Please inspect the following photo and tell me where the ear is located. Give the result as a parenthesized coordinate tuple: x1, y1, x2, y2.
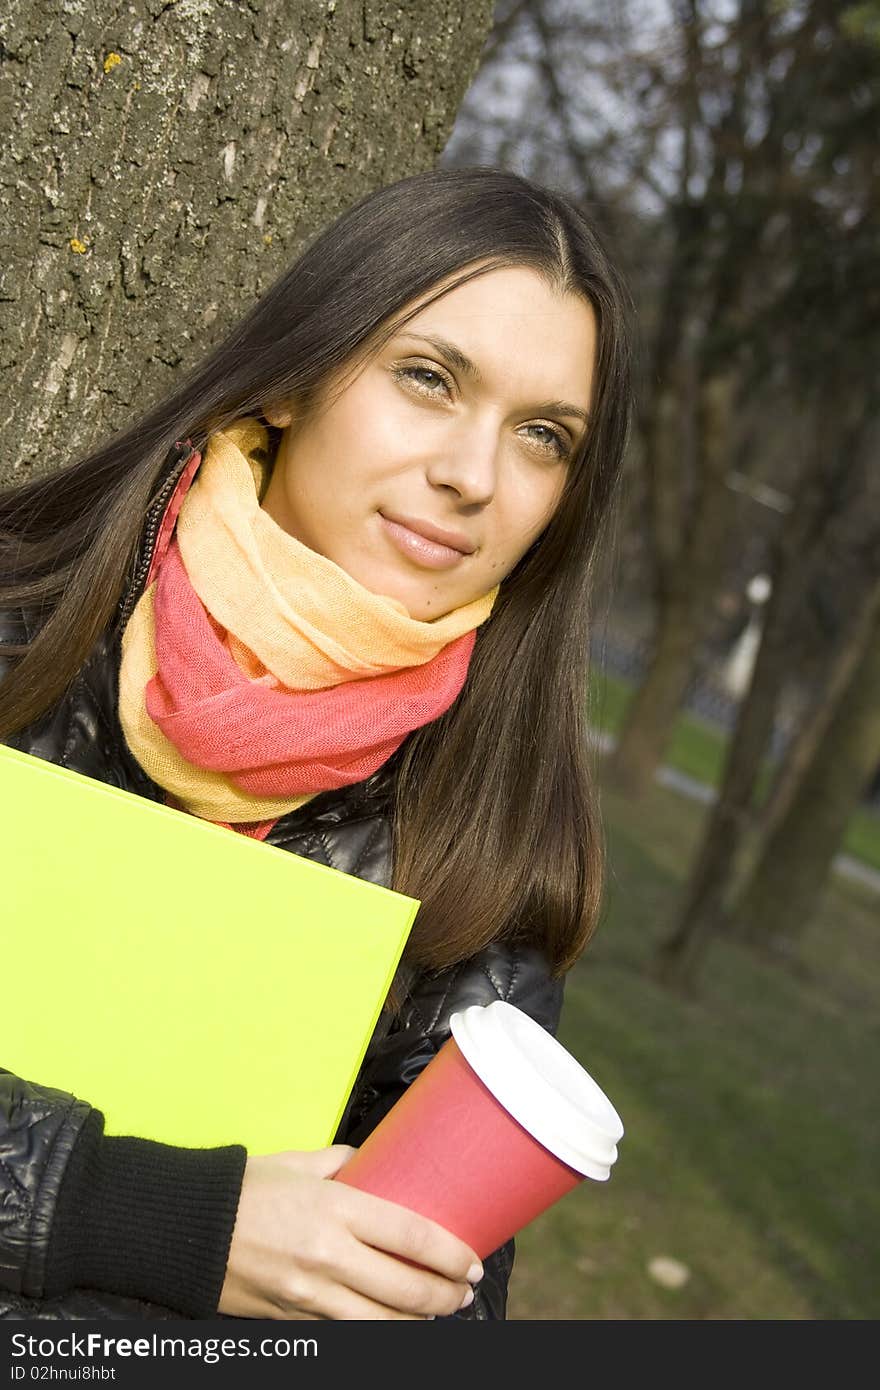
(262, 400, 294, 428)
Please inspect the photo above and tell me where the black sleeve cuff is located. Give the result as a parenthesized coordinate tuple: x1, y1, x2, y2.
(44, 1109, 248, 1317)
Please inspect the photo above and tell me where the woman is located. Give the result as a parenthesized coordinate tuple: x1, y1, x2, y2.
(0, 166, 633, 1321)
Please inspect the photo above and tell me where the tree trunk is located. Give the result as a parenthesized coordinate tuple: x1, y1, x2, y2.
(655, 425, 834, 991)
(606, 2, 774, 802)
(0, 0, 493, 483)
(602, 594, 701, 798)
(733, 587, 880, 950)
(606, 369, 737, 798)
(654, 591, 789, 989)
(731, 571, 880, 897)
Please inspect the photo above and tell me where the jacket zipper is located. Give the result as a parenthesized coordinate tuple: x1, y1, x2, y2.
(116, 445, 194, 629)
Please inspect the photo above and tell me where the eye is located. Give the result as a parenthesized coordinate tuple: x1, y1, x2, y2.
(392, 364, 453, 398)
(521, 423, 571, 460)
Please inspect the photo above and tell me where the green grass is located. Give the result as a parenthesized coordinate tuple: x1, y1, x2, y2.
(587, 669, 880, 874)
(508, 772, 880, 1320)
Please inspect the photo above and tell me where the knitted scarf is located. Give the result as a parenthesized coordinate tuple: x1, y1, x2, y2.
(117, 419, 498, 836)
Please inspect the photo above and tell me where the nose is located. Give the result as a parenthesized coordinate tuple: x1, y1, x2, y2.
(424, 415, 500, 506)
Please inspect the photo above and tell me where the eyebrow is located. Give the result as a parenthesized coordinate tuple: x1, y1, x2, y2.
(394, 332, 590, 426)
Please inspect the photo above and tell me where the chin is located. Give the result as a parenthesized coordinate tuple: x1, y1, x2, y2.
(386, 589, 443, 622)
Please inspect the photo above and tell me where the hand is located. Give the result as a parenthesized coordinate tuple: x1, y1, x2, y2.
(217, 1145, 483, 1320)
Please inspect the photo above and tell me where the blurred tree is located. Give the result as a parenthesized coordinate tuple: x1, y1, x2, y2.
(733, 578, 880, 950)
(0, 0, 494, 484)
(606, 0, 880, 797)
(656, 398, 879, 987)
(735, 447, 880, 884)
(655, 0, 880, 988)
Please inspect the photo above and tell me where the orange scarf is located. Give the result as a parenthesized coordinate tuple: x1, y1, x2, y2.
(118, 419, 498, 829)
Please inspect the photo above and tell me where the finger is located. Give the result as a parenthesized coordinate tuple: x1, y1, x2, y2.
(287, 1275, 429, 1321)
(330, 1240, 472, 1319)
(343, 1191, 482, 1283)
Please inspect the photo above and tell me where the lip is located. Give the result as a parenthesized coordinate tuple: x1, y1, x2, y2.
(379, 513, 474, 570)
(380, 512, 475, 554)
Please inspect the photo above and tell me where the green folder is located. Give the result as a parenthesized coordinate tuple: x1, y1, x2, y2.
(1, 742, 419, 1153)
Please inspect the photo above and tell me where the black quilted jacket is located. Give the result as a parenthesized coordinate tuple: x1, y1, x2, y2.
(0, 443, 564, 1321)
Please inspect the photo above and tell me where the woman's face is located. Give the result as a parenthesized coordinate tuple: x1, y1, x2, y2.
(261, 265, 597, 621)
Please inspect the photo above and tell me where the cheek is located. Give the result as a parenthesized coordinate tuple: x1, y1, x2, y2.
(540, 473, 568, 532)
(334, 380, 407, 459)
(516, 475, 567, 546)
(497, 483, 565, 568)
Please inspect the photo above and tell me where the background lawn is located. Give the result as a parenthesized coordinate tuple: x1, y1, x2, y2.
(507, 753, 880, 1320)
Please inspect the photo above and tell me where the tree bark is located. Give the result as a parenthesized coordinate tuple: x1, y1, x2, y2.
(733, 592, 880, 950)
(0, 0, 493, 483)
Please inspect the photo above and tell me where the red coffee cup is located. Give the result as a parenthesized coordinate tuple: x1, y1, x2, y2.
(335, 1000, 624, 1258)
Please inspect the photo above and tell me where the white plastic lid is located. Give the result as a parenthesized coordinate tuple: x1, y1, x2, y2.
(449, 1000, 624, 1182)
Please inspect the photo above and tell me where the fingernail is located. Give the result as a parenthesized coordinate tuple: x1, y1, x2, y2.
(467, 1262, 483, 1283)
(459, 1286, 475, 1309)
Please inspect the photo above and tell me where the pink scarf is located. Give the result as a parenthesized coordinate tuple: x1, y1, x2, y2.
(118, 419, 499, 837)
(146, 535, 478, 798)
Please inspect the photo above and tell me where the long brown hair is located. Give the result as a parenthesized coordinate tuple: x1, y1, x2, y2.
(0, 166, 633, 989)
